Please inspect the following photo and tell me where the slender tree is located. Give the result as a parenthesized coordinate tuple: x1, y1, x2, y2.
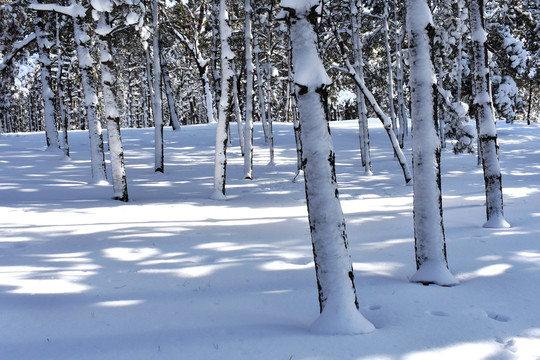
(96, 9, 129, 201)
(35, 8, 60, 151)
(407, 0, 458, 286)
(210, 0, 233, 200)
(243, 0, 255, 180)
(282, 0, 375, 334)
(468, 0, 510, 228)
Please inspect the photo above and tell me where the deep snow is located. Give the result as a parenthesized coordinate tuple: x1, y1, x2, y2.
(1, 119, 539, 359)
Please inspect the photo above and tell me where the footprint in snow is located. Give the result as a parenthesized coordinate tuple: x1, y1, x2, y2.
(487, 312, 510, 322)
(429, 310, 449, 317)
(368, 305, 381, 311)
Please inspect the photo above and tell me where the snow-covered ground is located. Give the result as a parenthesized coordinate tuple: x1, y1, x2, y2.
(1, 119, 539, 360)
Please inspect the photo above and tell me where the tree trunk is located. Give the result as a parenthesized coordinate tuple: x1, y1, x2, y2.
(232, 60, 245, 156)
(35, 9, 60, 151)
(350, 0, 372, 175)
(161, 52, 180, 131)
(211, 0, 233, 200)
(468, 0, 510, 228)
(407, 0, 457, 286)
(97, 12, 129, 202)
(151, 0, 164, 173)
(254, 33, 269, 142)
(283, 0, 374, 335)
(73, 1, 107, 181)
(243, 0, 255, 180)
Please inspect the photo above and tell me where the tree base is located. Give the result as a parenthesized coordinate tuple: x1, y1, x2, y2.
(483, 216, 511, 229)
(310, 298, 375, 335)
(210, 190, 228, 201)
(410, 260, 459, 287)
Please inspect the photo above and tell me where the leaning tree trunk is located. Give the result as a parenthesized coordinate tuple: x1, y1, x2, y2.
(73, 1, 107, 181)
(468, 0, 510, 228)
(35, 9, 60, 151)
(97, 12, 129, 202)
(282, 0, 375, 335)
(211, 0, 233, 200)
(161, 52, 180, 131)
(407, 0, 457, 286)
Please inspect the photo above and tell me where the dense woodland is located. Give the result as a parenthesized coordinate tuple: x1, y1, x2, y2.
(1, 1, 538, 136)
(0, 0, 539, 333)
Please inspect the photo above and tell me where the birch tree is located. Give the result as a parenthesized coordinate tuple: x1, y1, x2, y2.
(407, 0, 458, 286)
(468, 0, 510, 228)
(150, 0, 164, 173)
(35, 8, 60, 151)
(282, 0, 375, 335)
(243, 0, 255, 179)
(210, 0, 233, 200)
(71, 0, 107, 182)
(350, 0, 372, 175)
(95, 7, 129, 201)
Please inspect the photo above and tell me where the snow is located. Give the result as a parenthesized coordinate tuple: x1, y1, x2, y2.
(1, 119, 540, 359)
(90, 0, 113, 12)
(125, 12, 140, 25)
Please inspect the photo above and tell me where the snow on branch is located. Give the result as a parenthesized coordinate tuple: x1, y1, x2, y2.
(29, 3, 87, 18)
(0, 33, 37, 72)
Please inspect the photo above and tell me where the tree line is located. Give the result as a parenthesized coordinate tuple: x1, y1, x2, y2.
(0, 0, 539, 334)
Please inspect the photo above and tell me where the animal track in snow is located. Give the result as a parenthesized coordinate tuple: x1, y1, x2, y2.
(487, 312, 510, 322)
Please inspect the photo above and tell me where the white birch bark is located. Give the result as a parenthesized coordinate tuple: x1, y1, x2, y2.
(211, 0, 233, 200)
(282, 0, 374, 335)
(468, 0, 510, 228)
(407, 0, 457, 286)
(243, 0, 255, 180)
(97, 12, 129, 201)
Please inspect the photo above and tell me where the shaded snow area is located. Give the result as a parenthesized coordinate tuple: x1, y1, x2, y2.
(1, 119, 540, 359)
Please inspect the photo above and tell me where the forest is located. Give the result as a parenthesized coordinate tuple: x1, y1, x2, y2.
(1, 0, 540, 357)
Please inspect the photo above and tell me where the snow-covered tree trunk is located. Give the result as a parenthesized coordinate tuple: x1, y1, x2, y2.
(282, 0, 375, 335)
(407, 0, 457, 286)
(161, 52, 180, 131)
(350, 0, 372, 175)
(335, 35, 412, 184)
(243, 0, 255, 180)
(393, 0, 407, 143)
(264, 15, 275, 166)
(35, 9, 60, 151)
(468, 0, 510, 228)
(383, 1, 397, 134)
(287, 30, 302, 182)
(211, 0, 233, 200)
(151, 0, 164, 173)
(55, 13, 70, 157)
(97, 11, 129, 202)
(254, 33, 269, 142)
(232, 60, 245, 156)
(73, 2, 107, 182)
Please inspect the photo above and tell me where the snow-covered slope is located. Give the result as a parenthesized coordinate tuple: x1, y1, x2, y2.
(1, 119, 539, 359)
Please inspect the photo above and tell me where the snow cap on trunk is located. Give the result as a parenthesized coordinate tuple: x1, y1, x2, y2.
(406, 0, 433, 33)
